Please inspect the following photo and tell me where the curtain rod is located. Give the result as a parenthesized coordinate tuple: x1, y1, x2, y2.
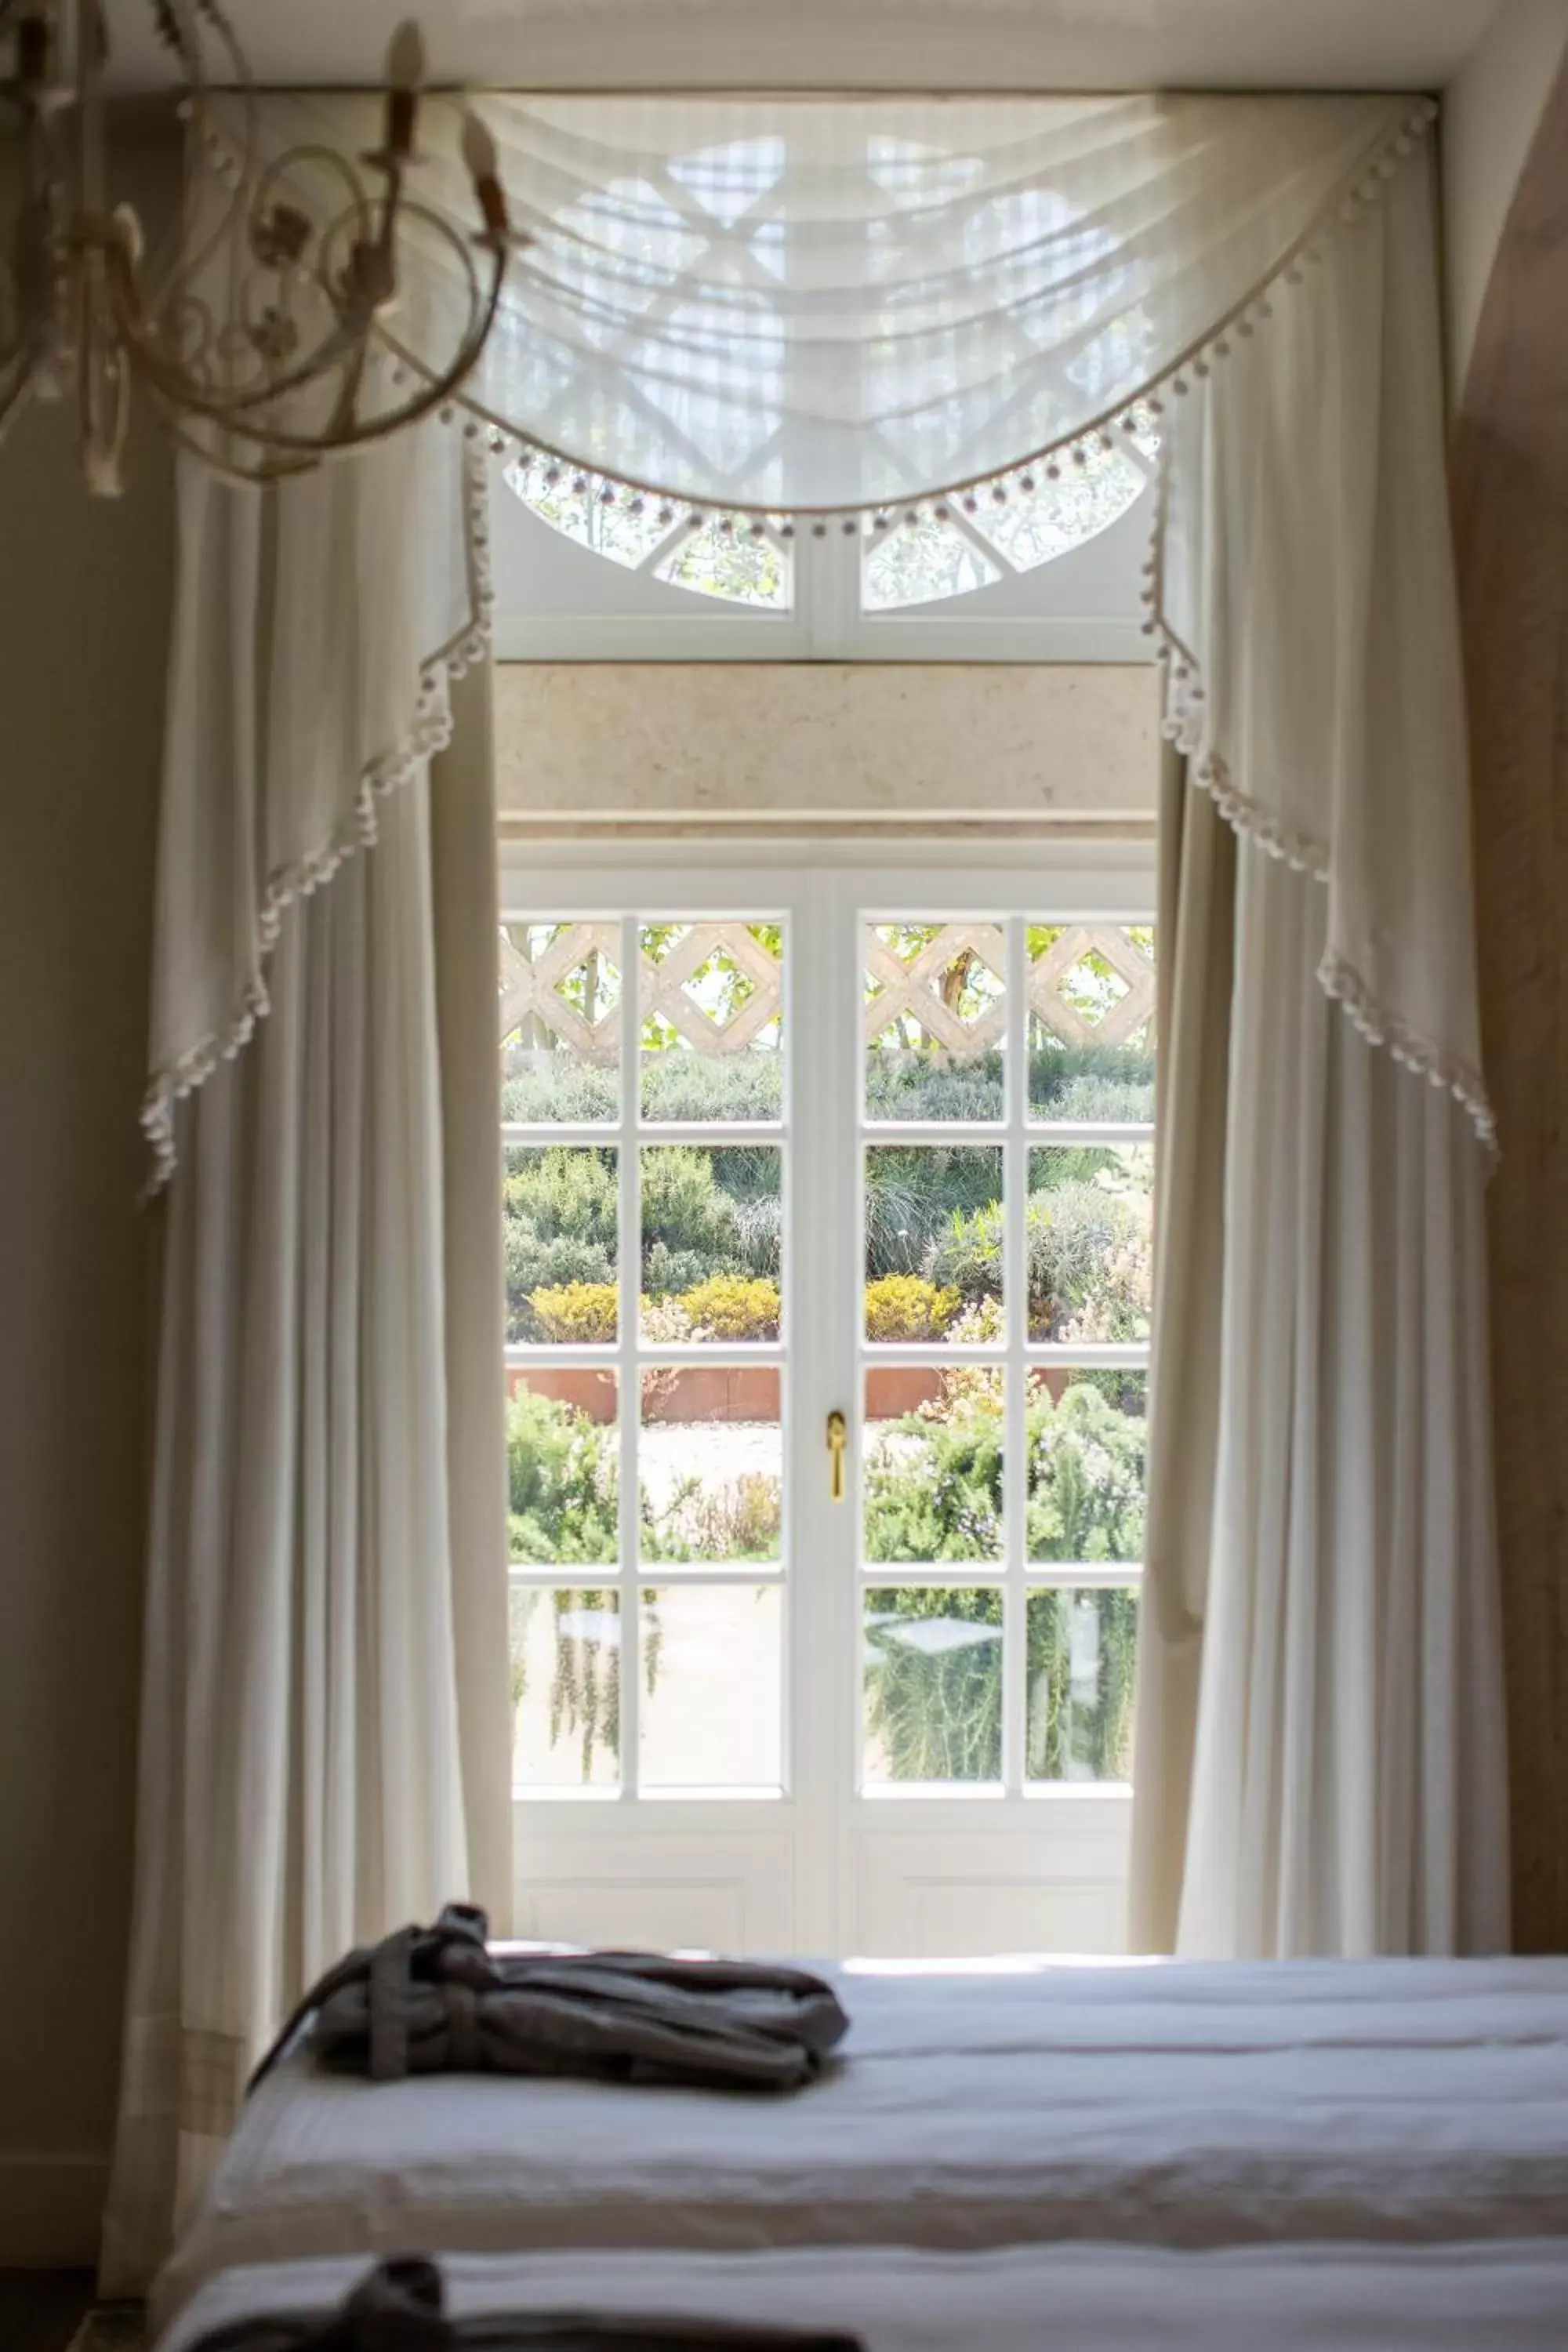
(497, 816, 1159, 842)
(146, 82, 1442, 104)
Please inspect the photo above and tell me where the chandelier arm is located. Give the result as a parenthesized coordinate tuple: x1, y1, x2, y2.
(1, 5, 515, 489)
(0, 337, 45, 447)
(136, 145, 376, 418)
(111, 188, 502, 429)
(132, 252, 507, 470)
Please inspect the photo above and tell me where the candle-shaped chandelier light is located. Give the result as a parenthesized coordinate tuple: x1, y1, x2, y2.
(0, 5, 519, 492)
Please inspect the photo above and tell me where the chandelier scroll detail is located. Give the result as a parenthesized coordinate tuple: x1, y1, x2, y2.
(0, 3, 521, 493)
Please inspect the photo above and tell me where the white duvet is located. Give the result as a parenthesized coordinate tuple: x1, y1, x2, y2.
(160, 2245, 1568, 2352)
(156, 1956, 1568, 2334)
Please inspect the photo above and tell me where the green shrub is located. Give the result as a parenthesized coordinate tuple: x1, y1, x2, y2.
(1039, 1072, 1156, 1123)
(864, 1145, 1003, 1280)
(864, 1585, 1004, 1783)
(1027, 1040, 1156, 1123)
(501, 1058, 619, 1124)
(858, 1044, 1156, 1128)
(639, 1145, 744, 1265)
(640, 1051, 782, 1124)
(1026, 1181, 1150, 1342)
(1026, 1380, 1145, 1562)
(506, 1388, 618, 1566)
(507, 1234, 614, 1338)
(863, 1273, 960, 1342)
(863, 1052, 1004, 1123)
(528, 1282, 619, 1344)
(504, 1146, 619, 1339)
(862, 1377, 1143, 1569)
(642, 1470, 782, 1563)
(864, 1405, 1004, 1565)
(731, 1192, 783, 1277)
(1025, 1586, 1138, 1781)
(642, 1240, 741, 1298)
(927, 1204, 1005, 1307)
(679, 1274, 781, 1341)
(505, 1145, 618, 1247)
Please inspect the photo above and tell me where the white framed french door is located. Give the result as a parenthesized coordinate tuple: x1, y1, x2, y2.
(499, 840, 1156, 1958)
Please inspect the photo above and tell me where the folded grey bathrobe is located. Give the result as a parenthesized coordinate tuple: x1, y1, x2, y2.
(187, 2256, 862, 2352)
(250, 1907, 848, 2094)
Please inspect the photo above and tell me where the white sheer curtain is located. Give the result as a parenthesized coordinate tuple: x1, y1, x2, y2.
(421, 90, 1424, 514)
(215, 89, 1427, 516)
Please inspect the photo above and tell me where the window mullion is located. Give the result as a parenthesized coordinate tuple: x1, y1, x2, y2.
(617, 913, 641, 1799)
(1003, 916, 1029, 1798)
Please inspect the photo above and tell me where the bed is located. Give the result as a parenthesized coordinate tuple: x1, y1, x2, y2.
(159, 2244, 1568, 2352)
(153, 1955, 1568, 2350)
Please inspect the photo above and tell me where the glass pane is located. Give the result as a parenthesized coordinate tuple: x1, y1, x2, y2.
(507, 1369, 619, 1568)
(510, 1584, 621, 1791)
(966, 446, 1151, 572)
(864, 1364, 1003, 1566)
(641, 921, 785, 1123)
(1027, 1370, 1147, 1565)
(506, 455, 681, 572)
(862, 1587, 1003, 1786)
(863, 921, 1006, 1122)
(639, 1584, 783, 1792)
(504, 1145, 619, 1345)
(1026, 1142, 1153, 1343)
(655, 518, 792, 609)
(641, 1367, 782, 1567)
(500, 922, 621, 1124)
(1028, 924, 1156, 1123)
(1026, 1587, 1139, 1784)
(862, 514, 1001, 611)
(640, 1145, 782, 1343)
(865, 1144, 1003, 1345)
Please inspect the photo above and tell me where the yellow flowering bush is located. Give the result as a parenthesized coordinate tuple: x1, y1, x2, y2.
(863, 1273, 961, 1342)
(678, 1274, 781, 1341)
(528, 1281, 619, 1343)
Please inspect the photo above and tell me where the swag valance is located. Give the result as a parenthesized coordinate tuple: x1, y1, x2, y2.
(146, 86, 1490, 1175)
(213, 87, 1432, 520)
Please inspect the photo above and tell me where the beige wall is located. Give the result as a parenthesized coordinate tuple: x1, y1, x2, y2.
(496, 663, 1158, 829)
(0, 136, 177, 2263)
(1443, 0, 1568, 398)
(1454, 53, 1568, 1952)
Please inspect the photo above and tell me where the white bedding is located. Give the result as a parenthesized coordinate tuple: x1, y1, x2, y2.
(156, 1956, 1568, 2332)
(159, 2245, 1568, 2352)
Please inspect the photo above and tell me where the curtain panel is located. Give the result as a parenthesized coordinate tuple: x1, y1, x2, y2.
(106, 684, 512, 2298)
(1132, 769, 1508, 1958)
(141, 422, 490, 1189)
(122, 92, 1505, 2303)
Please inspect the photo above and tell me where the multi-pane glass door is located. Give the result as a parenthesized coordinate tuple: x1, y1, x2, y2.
(857, 916, 1153, 1798)
(502, 913, 792, 1800)
(499, 852, 1156, 1958)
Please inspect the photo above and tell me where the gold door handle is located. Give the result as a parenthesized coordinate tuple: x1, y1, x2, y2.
(826, 1410, 848, 1502)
